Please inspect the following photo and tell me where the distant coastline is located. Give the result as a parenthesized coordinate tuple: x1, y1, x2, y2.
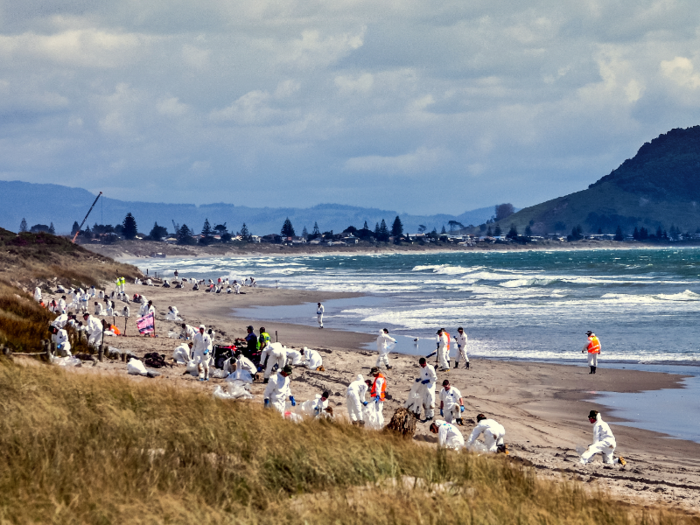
(83, 238, 700, 261)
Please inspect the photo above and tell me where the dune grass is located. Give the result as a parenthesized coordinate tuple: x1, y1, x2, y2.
(0, 361, 694, 525)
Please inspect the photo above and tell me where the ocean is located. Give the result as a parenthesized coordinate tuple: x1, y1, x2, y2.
(134, 247, 700, 442)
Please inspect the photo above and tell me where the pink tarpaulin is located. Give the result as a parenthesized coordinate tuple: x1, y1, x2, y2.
(137, 312, 155, 335)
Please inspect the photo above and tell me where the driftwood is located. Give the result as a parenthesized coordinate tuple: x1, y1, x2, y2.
(385, 407, 417, 438)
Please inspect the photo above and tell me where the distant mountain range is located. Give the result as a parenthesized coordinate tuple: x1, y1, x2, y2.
(0, 180, 498, 236)
(496, 126, 700, 235)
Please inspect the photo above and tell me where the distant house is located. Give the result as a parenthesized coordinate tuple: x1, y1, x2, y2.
(309, 239, 322, 245)
(343, 235, 359, 244)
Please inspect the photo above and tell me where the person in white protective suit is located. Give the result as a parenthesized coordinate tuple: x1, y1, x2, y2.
(180, 323, 196, 341)
(122, 305, 130, 318)
(261, 342, 287, 382)
(369, 367, 387, 427)
(139, 300, 149, 318)
(173, 342, 192, 364)
(284, 348, 303, 366)
(436, 328, 450, 371)
(316, 302, 324, 328)
(430, 420, 465, 450)
(376, 328, 396, 369)
(33, 287, 42, 303)
(416, 357, 437, 421)
(50, 325, 72, 356)
(346, 374, 371, 425)
(192, 325, 213, 381)
(300, 347, 324, 370)
(466, 414, 507, 453)
(58, 296, 67, 314)
(82, 313, 103, 348)
(166, 306, 180, 321)
(51, 313, 69, 329)
(302, 391, 331, 418)
(233, 280, 241, 294)
(224, 351, 257, 382)
(263, 365, 296, 414)
(454, 326, 469, 369)
(105, 299, 115, 317)
(580, 410, 626, 466)
(439, 379, 464, 425)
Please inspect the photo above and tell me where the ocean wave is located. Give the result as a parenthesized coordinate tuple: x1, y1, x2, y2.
(499, 278, 560, 288)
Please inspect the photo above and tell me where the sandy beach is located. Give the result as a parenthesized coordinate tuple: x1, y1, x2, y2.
(46, 283, 700, 515)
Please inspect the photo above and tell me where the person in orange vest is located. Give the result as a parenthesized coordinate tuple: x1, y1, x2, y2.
(582, 330, 601, 374)
(369, 366, 387, 427)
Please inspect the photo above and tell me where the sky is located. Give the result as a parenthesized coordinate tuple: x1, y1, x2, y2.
(1, 1, 700, 215)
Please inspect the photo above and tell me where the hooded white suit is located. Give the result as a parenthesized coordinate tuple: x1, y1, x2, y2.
(580, 413, 617, 464)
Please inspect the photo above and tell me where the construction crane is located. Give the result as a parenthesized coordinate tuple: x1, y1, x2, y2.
(172, 220, 180, 234)
(71, 192, 103, 243)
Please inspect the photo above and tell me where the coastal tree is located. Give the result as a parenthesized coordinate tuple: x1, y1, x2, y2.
(440, 225, 446, 235)
(149, 222, 168, 241)
(448, 220, 464, 232)
(49, 223, 55, 235)
(391, 216, 403, 237)
(301, 226, 308, 239)
(177, 224, 196, 245)
(281, 217, 296, 237)
(524, 225, 532, 237)
(494, 225, 502, 236)
(378, 219, 389, 241)
(495, 203, 515, 221)
(486, 226, 493, 236)
(201, 219, 213, 238)
(240, 223, 251, 241)
(214, 223, 228, 235)
(19, 218, 27, 233)
(71, 221, 80, 236)
(29, 224, 51, 233)
(614, 226, 624, 241)
(418, 224, 426, 233)
(507, 224, 518, 239)
(122, 213, 138, 240)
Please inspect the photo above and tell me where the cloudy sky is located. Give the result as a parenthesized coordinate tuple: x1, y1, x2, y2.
(1, 0, 700, 214)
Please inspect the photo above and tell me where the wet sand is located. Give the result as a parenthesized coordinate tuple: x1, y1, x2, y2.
(46, 283, 700, 514)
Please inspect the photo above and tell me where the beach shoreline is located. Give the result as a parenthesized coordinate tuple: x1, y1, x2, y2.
(42, 282, 700, 513)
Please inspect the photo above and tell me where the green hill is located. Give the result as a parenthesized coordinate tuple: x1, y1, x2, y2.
(496, 126, 700, 236)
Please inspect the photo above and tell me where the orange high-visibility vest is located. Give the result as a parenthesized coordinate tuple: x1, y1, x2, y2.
(587, 336, 601, 354)
(445, 331, 451, 347)
(371, 373, 386, 401)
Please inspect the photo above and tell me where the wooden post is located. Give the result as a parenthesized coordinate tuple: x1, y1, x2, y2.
(124, 315, 128, 337)
(44, 340, 53, 361)
(98, 322, 105, 362)
(275, 330, 278, 343)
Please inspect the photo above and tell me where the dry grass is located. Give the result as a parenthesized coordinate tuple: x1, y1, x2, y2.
(0, 361, 696, 525)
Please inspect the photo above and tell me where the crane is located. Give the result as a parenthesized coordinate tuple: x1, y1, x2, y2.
(71, 192, 103, 243)
(172, 220, 180, 234)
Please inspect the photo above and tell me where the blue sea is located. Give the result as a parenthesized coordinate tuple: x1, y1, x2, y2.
(134, 247, 700, 442)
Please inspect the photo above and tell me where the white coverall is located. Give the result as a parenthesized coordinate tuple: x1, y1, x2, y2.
(192, 331, 213, 380)
(139, 302, 149, 317)
(580, 413, 617, 465)
(166, 307, 180, 321)
(58, 298, 67, 314)
(263, 372, 292, 414)
(234, 282, 241, 294)
(261, 342, 287, 379)
(370, 375, 386, 427)
(51, 314, 69, 329)
(346, 375, 368, 423)
(439, 386, 463, 424)
(437, 332, 450, 370)
(34, 287, 42, 302)
(52, 329, 72, 356)
(85, 316, 103, 347)
(376, 331, 396, 368)
(435, 420, 465, 450)
(466, 418, 506, 453)
(454, 331, 469, 366)
(227, 355, 257, 380)
(181, 325, 196, 340)
(95, 303, 104, 316)
(419, 364, 438, 419)
(173, 343, 191, 364)
(303, 348, 323, 370)
(583, 342, 599, 367)
(317, 304, 324, 327)
(285, 349, 303, 366)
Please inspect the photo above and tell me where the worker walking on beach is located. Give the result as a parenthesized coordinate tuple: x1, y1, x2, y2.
(346, 374, 371, 426)
(263, 365, 295, 414)
(580, 410, 626, 466)
(466, 413, 507, 453)
(417, 357, 437, 422)
(369, 367, 387, 427)
(317, 302, 324, 328)
(192, 325, 213, 381)
(376, 328, 396, 369)
(439, 379, 464, 425)
(454, 326, 469, 369)
(436, 328, 450, 371)
(430, 420, 465, 450)
(582, 330, 600, 374)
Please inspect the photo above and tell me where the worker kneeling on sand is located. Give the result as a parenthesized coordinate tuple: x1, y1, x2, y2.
(261, 342, 287, 383)
(263, 365, 295, 414)
(466, 414, 507, 453)
(300, 347, 324, 371)
(430, 420, 465, 450)
(346, 374, 372, 426)
(82, 313, 103, 348)
(580, 410, 626, 466)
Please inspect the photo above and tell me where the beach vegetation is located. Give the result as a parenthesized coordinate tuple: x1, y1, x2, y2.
(0, 360, 693, 524)
(122, 213, 138, 240)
